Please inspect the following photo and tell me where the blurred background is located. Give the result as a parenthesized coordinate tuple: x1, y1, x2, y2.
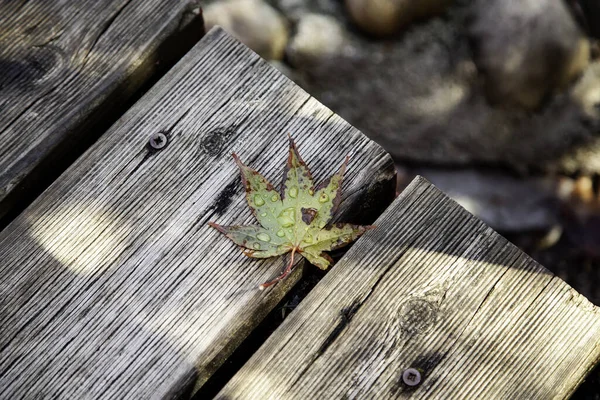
(200, 0, 600, 311)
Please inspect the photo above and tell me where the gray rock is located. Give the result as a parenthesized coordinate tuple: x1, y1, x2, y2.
(268, 0, 344, 22)
(469, 0, 590, 110)
(554, 63, 600, 174)
(345, 0, 453, 37)
(403, 167, 559, 232)
(204, 0, 289, 60)
(286, 14, 350, 68)
(285, 1, 600, 174)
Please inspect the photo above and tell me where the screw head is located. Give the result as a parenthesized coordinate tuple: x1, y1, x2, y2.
(149, 132, 168, 150)
(402, 368, 421, 386)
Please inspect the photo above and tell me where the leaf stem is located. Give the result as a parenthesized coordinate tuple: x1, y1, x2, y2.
(259, 247, 297, 290)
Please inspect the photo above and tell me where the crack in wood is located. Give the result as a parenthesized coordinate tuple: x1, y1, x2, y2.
(82, 0, 136, 68)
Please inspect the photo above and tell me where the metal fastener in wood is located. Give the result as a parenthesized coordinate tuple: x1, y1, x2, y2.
(402, 368, 421, 386)
(149, 132, 168, 150)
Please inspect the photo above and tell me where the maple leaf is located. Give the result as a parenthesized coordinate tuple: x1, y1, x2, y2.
(209, 136, 374, 290)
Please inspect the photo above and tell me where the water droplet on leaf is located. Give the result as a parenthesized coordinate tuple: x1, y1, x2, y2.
(319, 193, 329, 203)
(271, 194, 279, 202)
(276, 230, 285, 237)
(280, 219, 294, 228)
(277, 207, 295, 227)
(289, 186, 298, 198)
(253, 243, 261, 250)
(257, 233, 271, 242)
(260, 212, 267, 217)
(254, 195, 265, 206)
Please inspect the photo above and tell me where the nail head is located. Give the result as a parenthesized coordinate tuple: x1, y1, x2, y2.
(402, 368, 421, 386)
(149, 132, 168, 150)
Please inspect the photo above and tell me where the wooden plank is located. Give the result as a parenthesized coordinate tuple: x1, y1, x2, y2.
(0, 28, 396, 399)
(0, 0, 204, 224)
(218, 176, 600, 400)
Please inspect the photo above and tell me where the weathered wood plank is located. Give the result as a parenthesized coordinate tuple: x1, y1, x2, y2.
(218, 176, 600, 400)
(0, 0, 204, 224)
(0, 28, 396, 399)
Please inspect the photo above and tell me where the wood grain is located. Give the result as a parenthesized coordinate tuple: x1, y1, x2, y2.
(218, 176, 600, 400)
(0, 28, 396, 399)
(0, 0, 204, 223)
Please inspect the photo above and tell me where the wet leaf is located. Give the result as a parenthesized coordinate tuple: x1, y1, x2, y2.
(209, 136, 374, 289)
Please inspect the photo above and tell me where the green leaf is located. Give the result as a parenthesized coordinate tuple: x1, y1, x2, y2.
(301, 223, 372, 269)
(209, 136, 374, 289)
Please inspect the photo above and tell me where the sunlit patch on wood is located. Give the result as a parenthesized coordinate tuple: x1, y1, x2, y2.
(28, 203, 132, 276)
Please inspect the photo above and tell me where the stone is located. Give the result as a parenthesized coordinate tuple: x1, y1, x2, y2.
(286, 14, 349, 68)
(469, 0, 590, 110)
(285, 1, 600, 175)
(401, 167, 559, 232)
(269, 0, 343, 22)
(345, 0, 453, 37)
(552, 63, 600, 174)
(203, 0, 289, 60)
(556, 175, 600, 258)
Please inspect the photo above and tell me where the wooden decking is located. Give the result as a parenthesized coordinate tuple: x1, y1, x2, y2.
(0, 0, 204, 223)
(1, 2, 600, 399)
(0, 27, 395, 398)
(218, 177, 600, 399)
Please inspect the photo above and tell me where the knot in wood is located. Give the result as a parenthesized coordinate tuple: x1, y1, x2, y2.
(398, 298, 437, 336)
(4, 45, 64, 91)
